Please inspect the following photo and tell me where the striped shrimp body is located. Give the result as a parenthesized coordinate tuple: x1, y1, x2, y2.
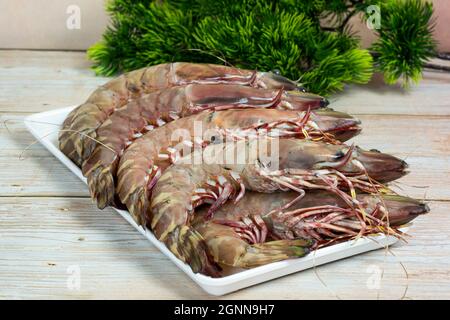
(59, 62, 316, 166)
(193, 191, 429, 270)
(78, 83, 327, 169)
(115, 108, 361, 218)
(149, 138, 408, 275)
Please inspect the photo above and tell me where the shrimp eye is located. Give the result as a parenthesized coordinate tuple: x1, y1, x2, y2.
(209, 135, 221, 143)
(334, 150, 345, 160)
(370, 148, 381, 153)
(272, 69, 281, 75)
(257, 158, 271, 169)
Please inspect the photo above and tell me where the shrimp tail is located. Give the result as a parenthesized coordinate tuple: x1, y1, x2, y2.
(86, 165, 116, 209)
(236, 239, 314, 268)
(166, 226, 222, 277)
(126, 186, 151, 226)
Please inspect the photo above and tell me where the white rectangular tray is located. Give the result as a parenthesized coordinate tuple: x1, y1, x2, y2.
(24, 106, 405, 296)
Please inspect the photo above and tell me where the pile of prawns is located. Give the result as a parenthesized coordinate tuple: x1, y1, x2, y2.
(59, 63, 429, 277)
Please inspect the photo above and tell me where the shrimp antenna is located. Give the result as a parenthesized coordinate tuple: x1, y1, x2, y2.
(9, 116, 116, 161)
(184, 48, 237, 69)
(366, 236, 410, 300)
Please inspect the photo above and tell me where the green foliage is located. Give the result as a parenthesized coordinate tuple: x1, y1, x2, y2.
(370, 0, 436, 85)
(88, 1, 198, 75)
(302, 48, 374, 93)
(88, 0, 435, 95)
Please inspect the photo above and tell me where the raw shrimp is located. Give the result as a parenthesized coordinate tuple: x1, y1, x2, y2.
(192, 220, 313, 270)
(74, 84, 327, 167)
(191, 191, 427, 272)
(113, 108, 361, 216)
(59, 63, 326, 166)
(149, 138, 408, 275)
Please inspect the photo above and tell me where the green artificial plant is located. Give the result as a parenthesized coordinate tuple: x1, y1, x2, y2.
(88, 0, 436, 95)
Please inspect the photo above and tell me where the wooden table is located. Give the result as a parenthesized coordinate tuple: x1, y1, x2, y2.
(1, 50, 449, 299)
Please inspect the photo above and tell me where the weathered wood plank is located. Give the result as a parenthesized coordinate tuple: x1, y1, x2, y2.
(350, 114, 450, 201)
(0, 113, 88, 197)
(0, 51, 107, 113)
(1, 49, 449, 299)
(0, 197, 447, 299)
(1, 113, 448, 200)
(331, 72, 450, 116)
(1, 50, 450, 115)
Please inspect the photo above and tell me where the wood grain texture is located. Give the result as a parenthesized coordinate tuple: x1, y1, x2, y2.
(331, 72, 450, 116)
(0, 50, 449, 299)
(1, 50, 450, 115)
(0, 51, 107, 113)
(0, 197, 448, 299)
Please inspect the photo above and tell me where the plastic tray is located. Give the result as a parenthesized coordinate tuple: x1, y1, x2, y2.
(24, 106, 405, 296)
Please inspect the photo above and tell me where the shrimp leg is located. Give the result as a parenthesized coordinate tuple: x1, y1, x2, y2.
(149, 138, 408, 275)
(110, 108, 360, 213)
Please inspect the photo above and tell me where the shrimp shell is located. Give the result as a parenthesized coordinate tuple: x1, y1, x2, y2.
(76, 84, 327, 167)
(113, 108, 360, 217)
(149, 138, 408, 275)
(59, 63, 325, 166)
(190, 191, 428, 273)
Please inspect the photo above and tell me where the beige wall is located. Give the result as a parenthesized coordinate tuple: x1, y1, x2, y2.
(0, 0, 108, 50)
(0, 0, 448, 51)
(432, 0, 450, 51)
(351, 0, 450, 51)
